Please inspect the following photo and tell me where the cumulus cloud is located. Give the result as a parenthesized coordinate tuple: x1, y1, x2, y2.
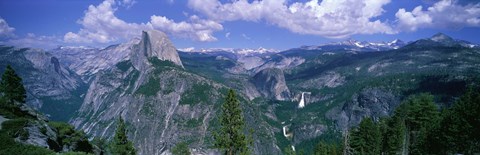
(0, 17, 15, 38)
(64, 0, 223, 44)
(150, 15, 223, 41)
(187, 0, 395, 38)
(64, 0, 149, 43)
(396, 0, 480, 31)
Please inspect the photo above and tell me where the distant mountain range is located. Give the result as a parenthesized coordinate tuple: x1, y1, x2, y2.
(178, 33, 478, 54)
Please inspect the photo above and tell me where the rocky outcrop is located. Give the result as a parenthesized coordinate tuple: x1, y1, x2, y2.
(327, 88, 401, 130)
(0, 46, 85, 121)
(253, 56, 305, 73)
(299, 71, 345, 89)
(131, 30, 183, 72)
(251, 68, 291, 101)
(292, 124, 326, 144)
(50, 39, 138, 81)
(22, 50, 82, 100)
(18, 120, 59, 150)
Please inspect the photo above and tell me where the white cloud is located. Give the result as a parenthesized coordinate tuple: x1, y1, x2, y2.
(187, 0, 395, 38)
(0, 17, 15, 38)
(150, 15, 223, 42)
(225, 32, 231, 39)
(64, 0, 222, 44)
(2, 33, 62, 49)
(396, 0, 480, 31)
(241, 33, 251, 40)
(119, 0, 136, 9)
(64, 0, 149, 43)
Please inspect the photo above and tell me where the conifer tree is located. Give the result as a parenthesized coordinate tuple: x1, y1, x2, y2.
(403, 93, 439, 154)
(110, 117, 136, 155)
(438, 87, 480, 154)
(171, 142, 191, 155)
(0, 65, 26, 104)
(213, 89, 252, 155)
(380, 116, 405, 154)
(349, 117, 381, 155)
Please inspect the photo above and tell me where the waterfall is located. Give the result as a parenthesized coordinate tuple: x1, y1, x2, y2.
(298, 92, 305, 108)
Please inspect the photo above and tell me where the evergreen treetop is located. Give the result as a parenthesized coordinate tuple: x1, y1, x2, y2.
(213, 89, 252, 155)
(110, 116, 136, 155)
(0, 65, 26, 104)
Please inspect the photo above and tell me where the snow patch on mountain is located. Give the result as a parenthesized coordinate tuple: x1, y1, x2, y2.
(178, 47, 279, 55)
(298, 39, 406, 51)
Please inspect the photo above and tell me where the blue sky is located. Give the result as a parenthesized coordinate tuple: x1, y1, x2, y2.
(0, 0, 479, 50)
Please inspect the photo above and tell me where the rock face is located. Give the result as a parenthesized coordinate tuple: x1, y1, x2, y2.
(251, 68, 291, 101)
(299, 71, 345, 89)
(132, 30, 183, 71)
(50, 39, 138, 81)
(327, 88, 401, 130)
(0, 46, 85, 121)
(22, 50, 82, 99)
(19, 119, 59, 149)
(70, 30, 279, 155)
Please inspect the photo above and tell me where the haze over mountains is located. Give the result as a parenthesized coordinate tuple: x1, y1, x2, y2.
(1, 30, 480, 154)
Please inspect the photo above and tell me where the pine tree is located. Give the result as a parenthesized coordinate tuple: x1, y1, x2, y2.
(402, 93, 439, 154)
(213, 89, 252, 155)
(171, 142, 191, 155)
(314, 141, 339, 155)
(380, 116, 405, 155)
(0, 65, 26, 104)
(438, 87, 480, 154)
(110, 117, 136, 155)
(349, 117, 381, 155)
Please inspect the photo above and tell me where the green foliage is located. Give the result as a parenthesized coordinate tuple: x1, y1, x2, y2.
(59, 152, 92, 155)
(434, 87, 480, 154)
(345, 90, 480, 155)
(116, 60, 133, 72)
(396, 93, 439, 154)
(135, 76, 161, 96)
(179, 83, 213, 105)
(283, 146, 296, 155)
(171, 142, 191, 155)
(379, 116, 405, 154)
(110, 117, 136, 155)
(402, 93, 439, 131)
(349, 117, 381, 155)
(0, 97, 31, 119)
(91, 137, 108, 155)
(48, 122, 93, 153)
(0, 65, 26, 104)
(185, 118, 202, 128)
(0, 65, 31, 119)
(0, 66, 93, 154)
(0, 118, 55, 155)
(314, 141, 340, 155)
(213, 89, 252, 155)
(135, 58, 181, 96)
(149, 57, 178, 68)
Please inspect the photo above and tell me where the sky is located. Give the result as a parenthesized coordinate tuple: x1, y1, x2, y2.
(0, 0, 479, 50)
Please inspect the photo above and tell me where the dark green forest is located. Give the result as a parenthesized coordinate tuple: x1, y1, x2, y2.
(311, 88, 480, 155)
